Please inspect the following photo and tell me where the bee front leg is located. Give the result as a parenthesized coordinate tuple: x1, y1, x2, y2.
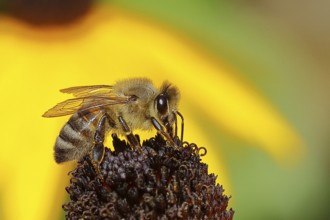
(118, 116, 142, 152)
(151, 117, 179, 149)
(91, 114, 108, 177)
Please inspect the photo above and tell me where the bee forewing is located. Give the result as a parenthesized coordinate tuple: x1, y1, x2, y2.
(43, 96, 132, 118)
(60, 85, 113, 97)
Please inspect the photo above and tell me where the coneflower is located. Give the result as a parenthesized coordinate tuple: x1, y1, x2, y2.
(63, 134, 234, 219)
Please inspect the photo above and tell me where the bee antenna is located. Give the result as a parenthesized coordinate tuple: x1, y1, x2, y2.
(176, 111, 184, 142)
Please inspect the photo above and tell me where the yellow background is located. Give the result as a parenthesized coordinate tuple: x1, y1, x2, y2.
(0, 1, 329, 219)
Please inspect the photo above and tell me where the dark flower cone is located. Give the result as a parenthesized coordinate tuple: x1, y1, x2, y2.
(2, 0, 93, 25)
(63, 134, 234, 219)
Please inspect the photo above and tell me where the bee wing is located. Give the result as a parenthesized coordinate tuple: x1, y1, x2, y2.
(42, 95, 131, 117)
(60, 85, 113, 97)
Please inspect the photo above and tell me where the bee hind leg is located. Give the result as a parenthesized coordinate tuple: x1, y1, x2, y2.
(118, 116, 142, 152)
(90, 113, 108, 178)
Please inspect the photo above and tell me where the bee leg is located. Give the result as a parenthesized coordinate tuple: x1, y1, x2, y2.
(91, 114, 107, 177)
(176, 111, 184, 143)
(118, 116, 141, 152)
(151, 117, 179, 149)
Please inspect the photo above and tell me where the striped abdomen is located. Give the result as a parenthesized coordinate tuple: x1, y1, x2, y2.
(54, 110, 104, 163)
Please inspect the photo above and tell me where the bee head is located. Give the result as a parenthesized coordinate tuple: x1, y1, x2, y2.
(154, 82, 180, 128)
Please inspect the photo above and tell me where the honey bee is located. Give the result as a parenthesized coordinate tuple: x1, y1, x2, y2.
(43, 78, 183, 168)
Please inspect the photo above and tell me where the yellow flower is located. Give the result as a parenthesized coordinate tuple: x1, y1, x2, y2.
(0, 5, 304, 220)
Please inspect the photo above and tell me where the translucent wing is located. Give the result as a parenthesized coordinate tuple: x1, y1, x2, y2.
(43, 95, 131, 117)
(60, 85, 113, 97)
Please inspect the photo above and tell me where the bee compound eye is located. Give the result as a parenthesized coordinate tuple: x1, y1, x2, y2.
(156, 94, 168, 115)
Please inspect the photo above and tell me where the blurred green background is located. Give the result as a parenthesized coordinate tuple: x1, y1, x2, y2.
(0, 0, 329, 219)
